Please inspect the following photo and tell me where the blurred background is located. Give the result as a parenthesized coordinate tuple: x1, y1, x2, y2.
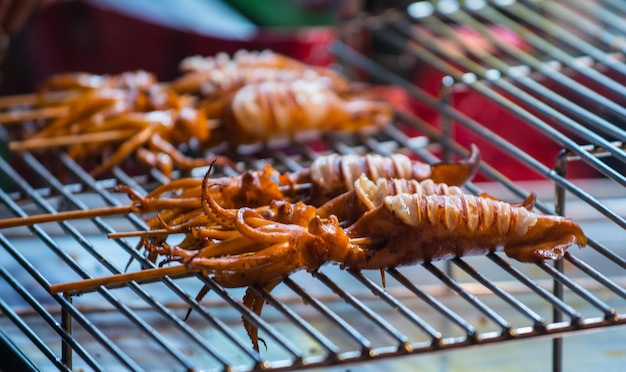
(0, 0, 337, 95)
(0, 0, 614, 180)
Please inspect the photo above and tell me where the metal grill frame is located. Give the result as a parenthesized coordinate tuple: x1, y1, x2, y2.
(1, 0, 626, 371)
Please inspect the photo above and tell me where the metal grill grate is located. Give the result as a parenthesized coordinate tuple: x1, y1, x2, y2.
(1, 0, 625, 371)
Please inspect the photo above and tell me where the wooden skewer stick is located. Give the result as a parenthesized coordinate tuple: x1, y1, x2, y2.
(49, 265, 201, 295)
(0, 205, 133, 229)
(0, 106, 69, 124)
(9, 129, 136, 151)
(108, 229, 171, 239)
(0, 93, 41, 108)
(0, 181, 313, 231)
(107, 225, 230, 239)
(49, 236, 386, 295)
(0, 90, 80, 109)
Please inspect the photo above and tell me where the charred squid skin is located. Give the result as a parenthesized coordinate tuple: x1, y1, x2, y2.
(502, 214, 587, 261)
(340, 192, 586, 269)
(429, 144, 481, 186)
(184, 215, 345, 287)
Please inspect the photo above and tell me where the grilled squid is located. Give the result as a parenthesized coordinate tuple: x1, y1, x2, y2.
(171, 165, 586, 280)
(169, 169, 585, 290)
(318, 173, 536, 225)
(221, 79, 393, 145)
(295, 144, 480, 204)
(38, 70, 157, 99)
(22, 80, 220, 177)
(142, 169, 586, 350)
(341, 192, 586, 266)
(170, 50, 350, 96)
(181, 187, 585, 287)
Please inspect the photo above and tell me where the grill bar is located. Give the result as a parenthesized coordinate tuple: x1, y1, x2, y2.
(565, 0, 626, 34)
(313, 270, 411, 350)
(251, 284, 340, 357)
(384, 22, 626, 169)
(282, 277, 373, 353)
(484, 3, 626, 81)
(452, 257, 545, 328)
(0, 182, 146, 369)
(563, 253, 626, 300)
(442, 7, 626, 139)
(387, 268, 478, 339)
(423, 262, 512, 333)
(487, 254, 582, 324)
(0, 231, 142, 370)
(0, 267, 82, 372)
(1, 158, 200, 370)
(347, 269, 442, 343)
(536, 261, 616, 319)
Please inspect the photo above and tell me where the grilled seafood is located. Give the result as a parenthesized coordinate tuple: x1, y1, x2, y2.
(37, 70, 157, 103)
(318, 173, 536, 225)
(20, 82, 229, 176)
(183, 189, 578, 287)
(119, 164, 284, 228)
(179, 174, 576, 282)
(170, 50, 351, 96)
(220, 79, 393, 145)
(30, 84, 188, 140)
(342, 192, 585, 266)
(15, 50, 394, 174)
(170, 50, 389, 144)
(116, 148, 481, 234)
(114, 149, 481, 261)
(83, 107, 221, 177)
(145, 170, 585, 350)
(293, 144, 480, 205)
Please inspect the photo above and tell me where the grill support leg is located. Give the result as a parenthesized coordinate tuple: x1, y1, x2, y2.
(552, 152, 568, 372)
(62, 293, 73, 369)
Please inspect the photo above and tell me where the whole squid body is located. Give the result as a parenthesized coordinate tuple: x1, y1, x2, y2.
(289, 144, 481, 205)
(165, 174, 586, 351)
(341, 191, 587, 266)
(220, 78, 393, 145)
(183, 175, 587, 286)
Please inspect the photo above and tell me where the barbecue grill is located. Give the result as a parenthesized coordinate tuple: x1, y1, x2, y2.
(0, 0, 625, 371)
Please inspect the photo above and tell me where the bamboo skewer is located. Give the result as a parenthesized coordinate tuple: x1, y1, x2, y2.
(0, 205, 133, 229)
(49, 235, 382, 295)
(0, 90, 80, 109)
(49, 265, 201, 294)
(0, 106, 70, 124)
(107, 225, 229, 239)
(0, 181, 314, 230)
(108, 229, 171, 239)
(9, 129, 137, 151)
(0, 93, 41, 108)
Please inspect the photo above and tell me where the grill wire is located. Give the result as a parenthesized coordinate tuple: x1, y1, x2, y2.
(1, 0, 625, 371)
